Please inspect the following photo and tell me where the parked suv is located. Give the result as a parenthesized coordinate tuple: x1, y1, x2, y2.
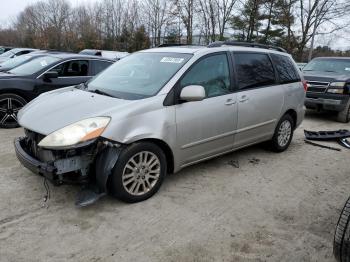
(303, 57, 350, 122)
(14, 42, 305, 206)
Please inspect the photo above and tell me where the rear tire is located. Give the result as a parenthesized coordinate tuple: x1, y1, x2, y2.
(109, 142, 167, 203)
(0, 93, 27, 129)
(269, 114, 294, 152)
(334, 197, 350, 262)
(337, 99, 350, 123)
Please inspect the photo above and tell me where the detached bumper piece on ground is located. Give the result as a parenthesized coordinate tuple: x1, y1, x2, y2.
(304, 129, 350, 150)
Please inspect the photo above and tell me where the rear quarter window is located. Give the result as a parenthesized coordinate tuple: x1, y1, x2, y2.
(271, 54, 301, 84)
(234, 53, 276, 90)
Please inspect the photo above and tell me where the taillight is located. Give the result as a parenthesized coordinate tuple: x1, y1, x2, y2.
(302, 80, 308, 91)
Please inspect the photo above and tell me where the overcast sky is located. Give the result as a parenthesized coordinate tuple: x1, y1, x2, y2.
(1, 0, 349, 50)
(0, 0, 97, 25)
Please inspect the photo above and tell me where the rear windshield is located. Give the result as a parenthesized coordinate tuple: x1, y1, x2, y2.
(303, 59, 350, 74)
(8, 56, 60, 76)
(0, 54, 35, 70)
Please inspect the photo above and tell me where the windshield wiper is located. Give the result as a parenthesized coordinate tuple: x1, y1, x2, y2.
(76, 82, 88, 90)
(91, 89, 115, 98)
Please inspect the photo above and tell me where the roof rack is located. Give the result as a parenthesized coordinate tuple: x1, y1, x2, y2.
(157, 43, 204, 48)
(207, 41, 287, 53)
(158, 43, 185, 47)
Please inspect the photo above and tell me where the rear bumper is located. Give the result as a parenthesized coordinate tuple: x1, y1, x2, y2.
(305, 93, 349, 111)
(14, 137, 58, 183)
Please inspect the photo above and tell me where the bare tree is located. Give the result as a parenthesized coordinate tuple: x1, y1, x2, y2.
(296, 0, 350, 61)
(215, 0, 237, 40)
(173, 0, 194, 44)
(142, 0, 170, 46)
(198, 0, 217, 43)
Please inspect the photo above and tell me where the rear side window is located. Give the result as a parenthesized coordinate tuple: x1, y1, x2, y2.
(51, 60, 89, 77)
(271, 54, 301, 84)
(234, 53, 275, 90)
(93, 60, 113, 75)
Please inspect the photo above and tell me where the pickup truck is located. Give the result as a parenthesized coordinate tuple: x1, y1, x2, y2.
(303, 57, 350, 123)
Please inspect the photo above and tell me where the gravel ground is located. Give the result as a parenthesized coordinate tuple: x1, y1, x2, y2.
(0, 111, 349, 262)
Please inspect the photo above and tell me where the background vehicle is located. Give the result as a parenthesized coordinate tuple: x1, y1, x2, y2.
(303, 57, 350, 123)
(296, 62, 307, 70)
(0, 48, 38, 63)
(15, 42, 306, 205)
(79, 49, 129, 61)
(334, 197, 350, 262)
(0, 51, 56, 72)
(0, 46, 14, 55)
(0, 53, 114, 128)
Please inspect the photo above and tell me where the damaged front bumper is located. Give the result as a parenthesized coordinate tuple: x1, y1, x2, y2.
(14, 131, 123, 206)
(14, 136, 96, 185)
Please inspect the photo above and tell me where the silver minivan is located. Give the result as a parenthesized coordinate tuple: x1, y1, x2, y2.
(15, 42, 306, 206)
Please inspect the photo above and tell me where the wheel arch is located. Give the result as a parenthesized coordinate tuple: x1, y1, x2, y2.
(284, 109, 297, 129)
(136, 138, 175, 174)
(0, 89, 30, 102)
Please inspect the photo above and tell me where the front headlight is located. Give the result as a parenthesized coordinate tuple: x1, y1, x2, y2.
(327, 82, 346, 94)
(38, 117, 111, 149)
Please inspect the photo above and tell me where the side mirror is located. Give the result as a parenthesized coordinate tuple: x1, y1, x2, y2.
(43, 71, 58, 80)
(180, 85, 206, 102)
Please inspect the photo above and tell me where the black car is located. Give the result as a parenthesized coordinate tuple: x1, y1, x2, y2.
(0, 53, 114, 128)
(303, 57, 350, 123)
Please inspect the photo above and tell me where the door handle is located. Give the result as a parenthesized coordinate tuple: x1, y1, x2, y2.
(225, 98, 236, 105)
(239, 95, 249, 103)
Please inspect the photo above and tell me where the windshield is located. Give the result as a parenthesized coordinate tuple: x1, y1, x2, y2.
(87, 52, 192, 99)
(0, 50, 14, 58)
(8, 56, 61, 76)
(0, 54, 35, 70)
(303, 59, 350, 74)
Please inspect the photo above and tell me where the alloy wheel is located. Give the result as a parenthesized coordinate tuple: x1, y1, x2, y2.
(0, 96, 24, 128)
(122, 151, 161, 196)
(277, 120, 292, 147)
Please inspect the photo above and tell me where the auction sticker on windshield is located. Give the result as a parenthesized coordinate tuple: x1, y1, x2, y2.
(160, 57, 184, 63)
(40, 60, 48, 67)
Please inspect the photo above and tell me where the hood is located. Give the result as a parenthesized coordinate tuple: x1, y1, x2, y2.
(303, 71, 350, 82)
(18, 87, 137, 135)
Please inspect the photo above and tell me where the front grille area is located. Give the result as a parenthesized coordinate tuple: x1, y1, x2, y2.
(24, 129, 45, 159)
(306, 81, 329, 93)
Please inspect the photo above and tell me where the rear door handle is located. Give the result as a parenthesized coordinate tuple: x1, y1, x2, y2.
(225, 98, 236, 105)
(239, 95, 249, 103)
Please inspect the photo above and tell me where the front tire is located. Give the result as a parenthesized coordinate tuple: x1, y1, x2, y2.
(334, 197, 350, 262)
(337, 98, 350, 123)
(109, 142, 167, 203)
(269, 114, 294, 152)
(0, 93, 27, 128)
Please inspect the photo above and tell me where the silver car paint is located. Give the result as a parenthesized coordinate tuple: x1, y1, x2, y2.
(18, 46, 305, 173)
